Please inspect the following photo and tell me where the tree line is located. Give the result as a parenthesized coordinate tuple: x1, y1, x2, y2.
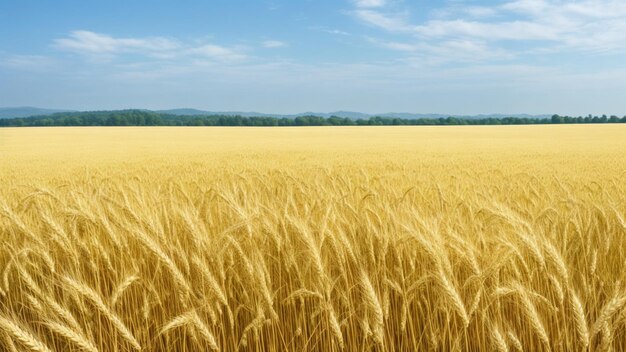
(1, 110, 626, 127)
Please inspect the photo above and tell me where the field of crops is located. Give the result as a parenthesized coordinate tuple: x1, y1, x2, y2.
(1, 125, 625, 351)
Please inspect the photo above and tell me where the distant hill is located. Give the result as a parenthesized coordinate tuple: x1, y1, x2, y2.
(157, 108, 217, 116)
(1, 106, 553, 120)
(158, 109, 375, 119)
(157, 109, 283, 118)
(156, 108, 551, 120)
(0, 107, 74, 119)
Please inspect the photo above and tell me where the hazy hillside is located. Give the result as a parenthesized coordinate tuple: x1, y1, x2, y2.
(157, 108, 551, 120)
(0, 107, 74, 119)
(0, 107, 555, 120)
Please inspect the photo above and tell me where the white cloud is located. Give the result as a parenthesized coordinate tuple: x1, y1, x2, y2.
(413, 20, 560, 41)
(353, 0, 386, 9)
(354, 9, 413, 32)
(262, 40, 288, 48)
(465, 7, 498, 18)
(431, 5, 498, 19)
(500, 0, 626, 51)
(54, 30, 247, 63)
(0, 54, 57, 71)
(369, 38, 513, 65)
(309, 26, 351, 36)
(325, 29, 351, 36)
(351, 0, 626, 63)
(54, 30, 179, 54)
(188, 44, 248, 62)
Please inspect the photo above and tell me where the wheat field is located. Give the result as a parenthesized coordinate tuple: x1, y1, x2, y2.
(1, 125, 625, 351)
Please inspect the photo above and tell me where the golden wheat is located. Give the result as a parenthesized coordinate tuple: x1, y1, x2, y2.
(0, 125, 625, 351)
(0, 315, 53, 352)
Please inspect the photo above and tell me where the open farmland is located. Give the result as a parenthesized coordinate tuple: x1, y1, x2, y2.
(1, 125, 626, 351)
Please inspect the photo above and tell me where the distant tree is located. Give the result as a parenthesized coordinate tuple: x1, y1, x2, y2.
(551, 114, 564, 124)
(1, 109, 624, 128)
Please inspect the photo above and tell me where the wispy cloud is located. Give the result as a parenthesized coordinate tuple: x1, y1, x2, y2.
(352, 0, 387, 9)
(0, 54, 58, 71)
(188, 44, 248, 62)
(54, 30, 247, 62)
(262, 40, 288, 48)
(354, 9, 412, 32)
(54, 31, 179, 54)
(325, 29, 351, 36)
(351, 0, 626, 61)
(369, 38, 513, 65)
(309, 26, 351, 36)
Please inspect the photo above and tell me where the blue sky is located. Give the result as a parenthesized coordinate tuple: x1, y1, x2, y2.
(1, 0, 626, 115)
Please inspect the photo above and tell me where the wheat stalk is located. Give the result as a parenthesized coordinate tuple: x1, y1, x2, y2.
(63, 277, 141, 350)
(492, 326, 509, 352)
(518, 286, 550, 347)
(360, 271, 384, 346)
(0, 315, 52, 352)
(111, 274, 139, 307)
(591, 294, 626, 339)
(191, 312, 220, 352)
(438, 268, 470, 328)
(45, 322, 98, 352)
(569, 290, 589, 348)
(507, 331, 523, 351)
